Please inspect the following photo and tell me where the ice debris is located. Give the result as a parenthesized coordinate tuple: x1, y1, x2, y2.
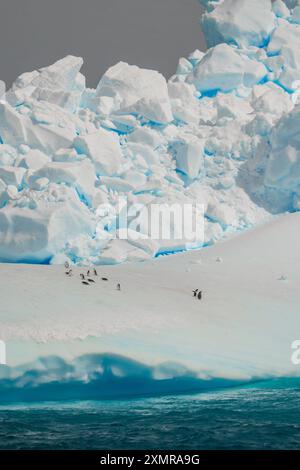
(0, 0, 299, 264)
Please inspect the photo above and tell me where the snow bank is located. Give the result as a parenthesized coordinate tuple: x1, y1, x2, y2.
(0, 0, 299, 264)
(1, 212, 300, 400)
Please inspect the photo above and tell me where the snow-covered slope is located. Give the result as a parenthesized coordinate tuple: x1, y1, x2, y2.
(0, 0, 300, 265)
(0, 211, 299, 400)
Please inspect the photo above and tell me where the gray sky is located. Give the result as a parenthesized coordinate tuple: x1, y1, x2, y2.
(0, 0, 205, 89)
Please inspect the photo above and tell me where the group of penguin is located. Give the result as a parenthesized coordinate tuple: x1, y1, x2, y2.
(65, 262, 201, 298)
(64, 262, 121, 290)
(80, 269, 99, 285)
(193, 289, 202, 300)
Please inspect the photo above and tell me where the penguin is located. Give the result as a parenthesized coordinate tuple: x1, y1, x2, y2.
(87, 270, 90, 276)
(117, 283, 121, 291)
(88, 278, 95, 283)
(193, 289, 198, 297)
(80, 274, 85, 280)
(82, 281, 90, 286)
(198, 291, 202, 300)
(93, 269, 98, 276)
(102, 277, 108, 281)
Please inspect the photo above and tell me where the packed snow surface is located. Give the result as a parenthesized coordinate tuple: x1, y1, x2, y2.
(1, 212, 300, 391)
(0, 0, 300, 265)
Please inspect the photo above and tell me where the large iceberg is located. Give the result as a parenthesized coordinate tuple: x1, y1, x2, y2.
(201, 0, 275, 48)
(0, 0, 300, 265)
(191, 43, 268, 93)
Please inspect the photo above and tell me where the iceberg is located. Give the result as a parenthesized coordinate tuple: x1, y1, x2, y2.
(191, 43, 268, 93)
(1, 211, 300, 400)
(202, 0, 275, 48)
(0, 195, 94, 263)
(74, 129, 123, 176)
(95, 61, 173, 124)
(0, 0, 300, 403)
(0, 0, 299, 265)
(170, 135, 204, 180)
(265, 103, 300, 201)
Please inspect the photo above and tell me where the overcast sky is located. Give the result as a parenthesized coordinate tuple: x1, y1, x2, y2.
(0, 0, 205, 89)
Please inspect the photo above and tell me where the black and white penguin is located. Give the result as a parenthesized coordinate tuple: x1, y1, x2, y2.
(80, 274, 85, 280)
(198, 291, 202, 300)
(82, 281, 90, 286)
(102, 277, 108, 281)
(117, 283, 121, 291)
(193, 289, 198, 297)
(93, 269, 98, 276)
(88, 278, 95, 283)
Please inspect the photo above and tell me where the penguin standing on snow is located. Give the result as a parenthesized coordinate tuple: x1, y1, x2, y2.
(80, 273, 90, 285)
(93, 269, 98, 276)
(193, 289, 198, 297)
(198, 291, 202, 300)
(117, 283, 121, 291)
(87, 270, 90, 276)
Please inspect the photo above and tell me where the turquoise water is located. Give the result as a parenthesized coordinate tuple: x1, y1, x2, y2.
(0, 381, 300, 449)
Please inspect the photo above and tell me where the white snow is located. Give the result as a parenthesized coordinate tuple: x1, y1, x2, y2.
(202, 0, 275, 48)
(273, 0, 290, 18)
(0, 0, 299, 399)
(1, 213, 299, 383)
(0, 195, 95, 263)
(191, 43, 268, 93)
(74, 129, 123, 176)
(265, 103, 300, 200)
(17, 148, 50, 170)
(170, 135, 204, 180)
(96, 61, 173, 124)
(0, 0, 298, 267)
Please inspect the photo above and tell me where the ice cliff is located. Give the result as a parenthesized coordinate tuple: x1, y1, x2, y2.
(0, 0, 300, 265)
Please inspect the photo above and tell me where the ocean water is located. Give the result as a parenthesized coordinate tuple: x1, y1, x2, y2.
(0, 380, 300, 450)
